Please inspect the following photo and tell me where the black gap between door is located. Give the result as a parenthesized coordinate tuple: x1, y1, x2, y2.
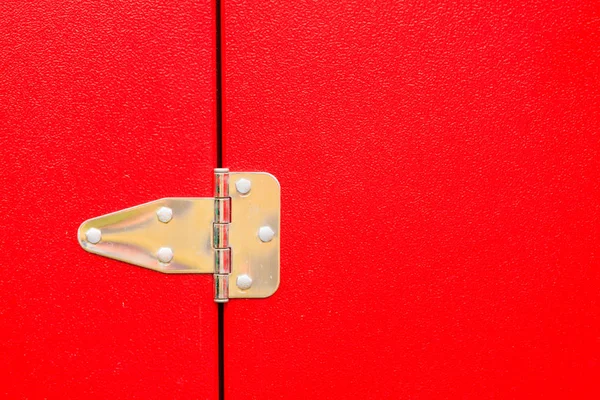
(216, 0, 225, 398)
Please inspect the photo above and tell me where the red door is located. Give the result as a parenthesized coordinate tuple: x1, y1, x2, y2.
(0, 1, 218, 398)
(3, 1, 600, 399)
(223, 1, 600, 399)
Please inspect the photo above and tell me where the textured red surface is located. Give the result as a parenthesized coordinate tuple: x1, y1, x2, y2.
(0, 1, 218, 398)
(223, 1, 600, 398)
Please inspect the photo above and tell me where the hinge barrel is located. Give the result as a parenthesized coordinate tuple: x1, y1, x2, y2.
(213, 168, 231, 303)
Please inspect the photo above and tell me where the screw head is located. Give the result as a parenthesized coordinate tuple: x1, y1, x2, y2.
(157, 247, 174, 263)
(237, 274, 253, 290)
(258, 226, 275, 242)
(85, 228, 102, 244)
(235, 178, 251, 195)
(156, 207, 173, 223)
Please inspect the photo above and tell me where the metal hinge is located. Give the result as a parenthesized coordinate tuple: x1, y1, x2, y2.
(77, 169, 280, 302)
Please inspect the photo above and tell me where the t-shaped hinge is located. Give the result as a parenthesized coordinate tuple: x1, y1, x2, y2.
(77, 169, 280, 302)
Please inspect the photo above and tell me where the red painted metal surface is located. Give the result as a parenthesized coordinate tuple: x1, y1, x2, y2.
(223, 1, 600, 398)
(0, 1, 218, 398)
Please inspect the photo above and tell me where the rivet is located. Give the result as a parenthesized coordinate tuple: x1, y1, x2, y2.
(258, 226, 275, 243)
(235, 178, 251, 195)
(237, 274, 253, 290)
(156, 207, 173, 223)
(85, 228, 102, 244)
(157, 247, 174, 263)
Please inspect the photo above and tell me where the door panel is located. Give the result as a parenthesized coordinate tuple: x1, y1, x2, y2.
(0, 1, 218, 398)
(223, 1, 599, 398)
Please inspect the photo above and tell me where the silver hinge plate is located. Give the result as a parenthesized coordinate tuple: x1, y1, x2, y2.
(77, 171, 280, 301)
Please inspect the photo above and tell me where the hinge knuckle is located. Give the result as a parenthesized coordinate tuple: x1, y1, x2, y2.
(212, 223, 229, 248)
(214, 198, 231, 223)
(214, 274, 229, 303)
(214, 248, 231, 274)
(214, 168, 229, 197)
